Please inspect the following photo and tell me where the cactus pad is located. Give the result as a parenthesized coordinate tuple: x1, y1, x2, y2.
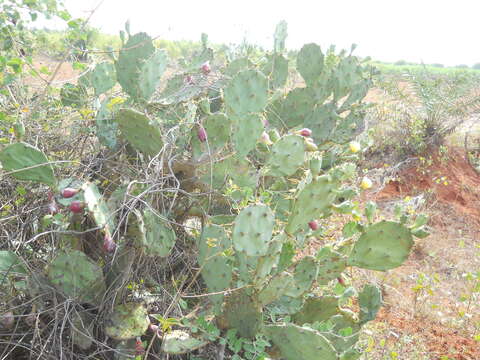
(267, 134, 306, 177)
(60, 83, 87, 107)
(224, 69, 268, 115)
(221, 289, 262, 338)
(293, 296, 339, 325)
(348, 221, 413, 271)
(162, 330, 209, 354)
(115, 32, 155, 100)
(131, 209, 176, 257)
(0, 250, 26, 277)
(95, 98, 118, 149)
(233, 203, 275, 257)
(203, 113, 231, 151)
(198, 225, 232, 309)
(232, 113, 264, 157)
(304, 103, 339, 145)
(284, 256, 318, 298)
(262, 54, 288, 90)
(265, 323, 337, 360)
(82, 182, 116, 234)
(138, 49, 168, 101)
(47, 250, 106, 304)
(258, 271, 293, 305)
(79, 61, 116, 96)
(115, 108, 163, 157)
(0, 142, 55, 187)
(296, 43, 324, 86)
(286, 175, 338, 234)
(281, 87, 316, 129)
(316, 246, 347, 285)
(105, 302, 149, 340)
(358, 284, 382, 325)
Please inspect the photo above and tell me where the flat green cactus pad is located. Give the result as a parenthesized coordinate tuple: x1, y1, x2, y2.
(115, 108, 163, 157)
(141, 209, 176, 257)
(222, 290, 262, 339)
(348, 221, 413, 271)
(198, 225, 232, 310)
(296, 43, 324, 86)
(0, 250, 26, 276)
(231, 112, 264, 157)
(265, 323, 337, 360)
(267, 134, 306, 177)
(224, 69, 268, 115)
(232, 203, 275, 257)
(358, 284, 382, 324)
(0, 142, 55, 187)
(162, 330, 209, 354)
(79, 61, 117, 95)
(138, 49, 168, 101)
(293, 296, 340, 325)
(105, 302, 149, 340)
(47, 250, 106, 304)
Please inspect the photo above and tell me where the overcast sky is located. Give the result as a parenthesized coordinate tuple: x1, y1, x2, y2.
(59, 0, 478, 66)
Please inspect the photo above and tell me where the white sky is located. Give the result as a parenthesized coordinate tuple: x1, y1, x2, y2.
(59, 0, 478, 66)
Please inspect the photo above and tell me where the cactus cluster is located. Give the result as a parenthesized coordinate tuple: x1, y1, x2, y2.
(0, 22, 429, 360)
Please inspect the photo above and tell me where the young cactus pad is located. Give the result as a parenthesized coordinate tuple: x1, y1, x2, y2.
(224, 69, 268, 115)
(0, 142, 56, 187)
(232, 203, 275, 257)
(348, 221, 414, 271)
(105, 302, 149, 340)
(284, 256, 318, 298)
(138, 49, 168, 101)
(115, 108, 163, 157)
(79, 61, 117, 96)
(265, 323, 337, 360)
(232, 113, 264, 157)
(47, 250, 106, 304)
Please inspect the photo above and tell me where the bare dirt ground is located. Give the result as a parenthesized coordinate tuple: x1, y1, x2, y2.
(360, 147, 480, 359)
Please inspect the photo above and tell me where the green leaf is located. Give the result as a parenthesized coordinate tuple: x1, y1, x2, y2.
(0, 142, 56, 187)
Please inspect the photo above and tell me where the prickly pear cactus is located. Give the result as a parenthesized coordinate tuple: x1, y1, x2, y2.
(105, 302, 149, 340)
(232, 203, 275, 257)
(267, 134, 306, 177)
(0, 142, 56, 187)
(79, 61, 116, 96)
(115, 32, 155, 101)
(286, 175, 338, 234)
(0, 251, 26, 279)
(293, 296, 340, 325)
(358, 284, 382, 325)
(224, 69, 268, 115)
(265, 323, 337, 360)
(162, 330, 209, 354)
(198, 225, 232, 310)
(115, 108, 163, 157)
(141, 209, 176, 257)
(82, 182, 116, 234)
(348, 221, 414, 271)
(316, 247, 347, 285)
(47, 250, 106, 304)
(221, 289, 262, 338)
(284, 256, 318, 298)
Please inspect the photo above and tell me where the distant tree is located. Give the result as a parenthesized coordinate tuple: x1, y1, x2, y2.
(455, 64, 469, 69)
(472, 63, 480, 70)
(430, 63, 444, 68)
(394, 60, 407, 66)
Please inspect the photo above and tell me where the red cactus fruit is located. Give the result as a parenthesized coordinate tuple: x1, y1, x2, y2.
(298, 128, 312, 137)
(201, 61, 211, 75)
(103, 234, 116, 253)
(135, 338, 145, 355)
(197, 126, 207, 142)
(185, 75, 194, 85)
(308, 220, 318, 231)
(69, 201, 84, 214)
(61, 188, 79, 198)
